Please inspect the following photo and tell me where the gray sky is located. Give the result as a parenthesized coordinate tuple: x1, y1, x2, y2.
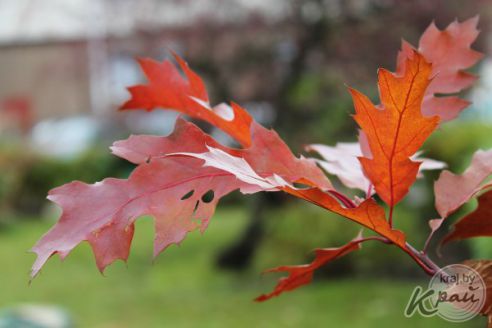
(0, 0, 288, 45)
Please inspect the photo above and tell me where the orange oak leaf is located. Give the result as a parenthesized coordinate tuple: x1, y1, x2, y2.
(306, 142, 445, 193)
(121, 53, 253, 147)
(442, 189, 492, 245)
(255, 233, 364, 301)
(434, 149, 492, 219)
(397, 16, 482, 122)
(351, 50, 439, 208)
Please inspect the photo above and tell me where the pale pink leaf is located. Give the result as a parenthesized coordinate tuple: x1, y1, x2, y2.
(434, 149, 492, 218)
(307, 142, 445, 193)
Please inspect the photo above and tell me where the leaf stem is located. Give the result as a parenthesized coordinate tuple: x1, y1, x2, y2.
(328, 190, 357, 208)
(356, 234, 440, 276)
(318, 190, 441, 276)
(388, 205, 394, 228)
(422, 230, 434, 255)
(404, 242, 441, 276)
(481, 182, 492, 190)
(358, 236, 393, 244)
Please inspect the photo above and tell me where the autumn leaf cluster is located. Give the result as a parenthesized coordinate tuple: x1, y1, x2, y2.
(31, 17, 491, 320)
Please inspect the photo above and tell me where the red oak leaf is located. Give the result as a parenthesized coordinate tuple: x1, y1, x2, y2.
(32, 117, 331, 277)
(121, 53, 253, 147)
(31, 156, 259, 277)
(31, 53, 335, 277)
(434, 149, 492, 219)
(255, 233, 364, 301)
(397, 17, 482, 122)
(111, 117, 241, 164)
(351, 50, 439, 208)
(113, 121, 332, 191)
(442, 189, 492, 245)
(241, 122, 332, 189)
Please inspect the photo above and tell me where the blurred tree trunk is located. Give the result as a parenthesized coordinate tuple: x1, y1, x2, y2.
(217, 0, 332, 270)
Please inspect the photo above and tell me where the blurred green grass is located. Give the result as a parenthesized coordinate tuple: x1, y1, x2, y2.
(0, 207, 486, 328)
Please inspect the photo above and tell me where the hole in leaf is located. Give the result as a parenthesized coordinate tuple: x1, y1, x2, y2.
(201, 190, 215, 203)
(193, 200, 200, 214)
(181, 190, 195, 200)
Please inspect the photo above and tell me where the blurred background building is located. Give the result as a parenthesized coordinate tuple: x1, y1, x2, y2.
(2, 0, 490, 147)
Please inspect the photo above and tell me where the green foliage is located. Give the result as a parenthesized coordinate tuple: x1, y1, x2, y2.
(0, 142, 35, 217)
(0, 147, 131, 215)
(424, 121, 492, 169)
(288, 72, 357, 144)
(255, 202, 358, 272)
(0, 208, 482, 327)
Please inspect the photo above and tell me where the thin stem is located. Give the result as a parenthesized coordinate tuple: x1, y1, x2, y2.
(325, 190, 444, 275)
(422, 234, 433, 255)
(294, 187, 442, 276)
(480, 182, 492, 191)
(388, 205, 394, 228)
(328, 190, 356, 208)
(405, 242, 442, 276)
(326, 191, 441, 275)
(358, 237, 439, 276)
(422, 229, 435, 255)
(467, 182, 492, 200)
(419, 253, 442, 275)
(402, 243, 436, 276)
(422, 218, 444, 255)
(358, 236, 392, 244)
